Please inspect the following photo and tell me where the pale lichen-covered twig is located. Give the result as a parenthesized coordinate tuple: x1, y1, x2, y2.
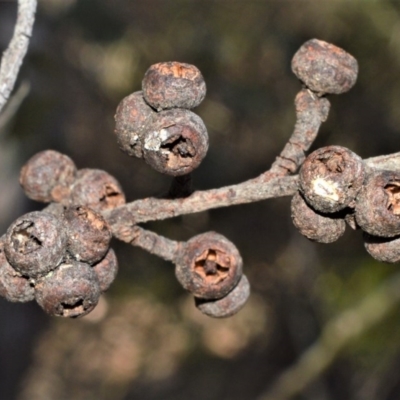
(0, 0, 37, 114)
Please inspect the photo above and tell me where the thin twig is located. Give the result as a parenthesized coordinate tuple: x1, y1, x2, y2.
(0, 80, 30, 133)
(0, 0, 37, 114)
(257, 270, 400, 400)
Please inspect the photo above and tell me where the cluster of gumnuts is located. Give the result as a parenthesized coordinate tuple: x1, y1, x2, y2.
(291, 145, 400, 263)
(114, 61, 249, 318)
(0, 150, 124, 317)
(0, 61, 250, 319)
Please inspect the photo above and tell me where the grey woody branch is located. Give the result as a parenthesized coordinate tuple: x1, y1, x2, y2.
(0, 0, 37, 114)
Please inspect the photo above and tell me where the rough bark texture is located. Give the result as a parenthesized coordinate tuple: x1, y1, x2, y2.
(0, 0, 37, 113)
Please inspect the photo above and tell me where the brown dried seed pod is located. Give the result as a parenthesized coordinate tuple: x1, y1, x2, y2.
(92, 248, 118, 292)
(364, 233, 400, 263)
(142, 61, 206, 111)
(299, 146, 365, 213)
(291, 191, 346, 243)
(35, 261, 101, 318)
(175, 232, 243, 300)
(142, 109, 208, 176)
(19, 150, 77, 203)
(64, 206, 112, 265)
(0, 241, 34, 302)
(4, 211, 68, 279)
(195, 274, 250, 318)
(291, 39, 358, 95)
(69, 169, 126, 212)
(114, 91, 156, 158)
(355, 170, 400, 237)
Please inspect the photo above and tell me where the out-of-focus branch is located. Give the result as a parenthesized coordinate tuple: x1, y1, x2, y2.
(257, 270, 400, 400)
(0, 80, 30, 133)
(0, 0, 37, 114)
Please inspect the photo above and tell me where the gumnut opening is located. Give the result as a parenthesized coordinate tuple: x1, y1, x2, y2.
(19, 150, 77, 203)
(291, 38, 358, 95)
(355, 170, 400, 237)
(142, 61, 206, 110)
(114, 91, 156, 158)
(364, 233, 400, 263)
(92, 248, 118, 292)
(195, 274, 250, 318)
(64, 206, 112, 265)
(0, 241, 34, 302)
(175, 232, 243, 300)
(69, 169, 126, 212)
(4, 211, 68, 279)
(291, 191, 346, 243)
(143, 109, 208, 176)
(299, 146, 365, 213)
(35, 261, 101, 318)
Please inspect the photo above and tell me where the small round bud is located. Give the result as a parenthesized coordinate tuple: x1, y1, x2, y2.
(364, 233, 400, 263)
(35, 261, 101, 318)
(143, 109, 208, 176)
(175, 232, 243, 300)
(291, 39, 358, 95)
(291, 191, 346, 243)
(114, 91, 156, 158)
(142, 61, 206, 110)
(19, 150, 77, 203)
(92, 248, 118, 292)
(69, 169, 126, 212)
(0, 242, 34, 302)
(195, 274, 250, 318)
(4, 211, 68, 279)
(64, 206, 112, 265)
(355, 170, 400, 237)
(299, 146, 365, 213)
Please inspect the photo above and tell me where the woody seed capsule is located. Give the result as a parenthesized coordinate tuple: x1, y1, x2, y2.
(0, 241, 34, 302)
(114, 91, 156, 158)
(35, 261, 101, 318)
(143, 109, 208, 176)
(364, 233, 400, 263)
(299, 146, 365, 213)
(355, 170, 400, 237)
(92, 248, 118, 292)
(64, 206, 112, 265)
(195, 274, 250, 318)
(4, 211, 68, 279)
(291, 39, 358, 95)
(69, 169, 126, 212)
(19, 150, 77, 203)
(142, 61, 206, 111)
(291, 191, 346, 243)
(175, 232, 243, 300)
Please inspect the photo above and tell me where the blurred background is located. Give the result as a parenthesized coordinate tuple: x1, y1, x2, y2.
(1, 1, 400, 399)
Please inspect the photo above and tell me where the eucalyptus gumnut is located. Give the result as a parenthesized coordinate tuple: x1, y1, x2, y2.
(0, 241, 34, 302)
(195, 274, 250, 318)
(64, 206, 112, 265)
(19, 150, 77, 203)
(92, 248, 118, 292)
(143, 108, 208, 176)
(4, 211, 67, 279)
(299, 146, 365, 213)
(364, 234, 400, 263)
(291, 191, 346, 243)
(69, 169, 126, 212)
(142, 61, 206, 111)
(35, 260, 101, 318)
(291, 38, 358, 95)
(114, 91, 156, 158)
(175, 232, 243, 300)
(355, 170, 400, 237)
